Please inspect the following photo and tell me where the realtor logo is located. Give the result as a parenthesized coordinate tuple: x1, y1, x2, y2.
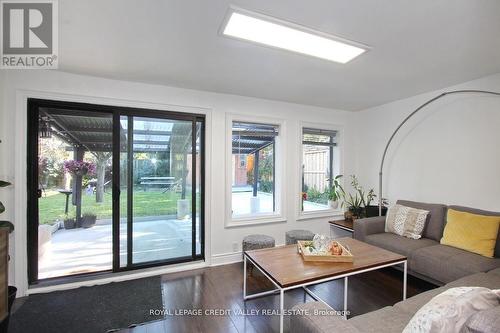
(1, 0, 58, 69)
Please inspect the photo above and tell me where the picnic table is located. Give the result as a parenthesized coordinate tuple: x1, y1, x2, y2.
(140, 176, 177, 192)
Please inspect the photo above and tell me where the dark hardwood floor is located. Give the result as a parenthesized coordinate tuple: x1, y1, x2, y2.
(118, 262, 435, 333)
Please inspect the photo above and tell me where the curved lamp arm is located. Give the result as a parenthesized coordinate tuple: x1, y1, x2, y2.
(378, 89, 500, 216)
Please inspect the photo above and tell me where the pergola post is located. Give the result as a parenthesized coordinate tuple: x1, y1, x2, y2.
(72, 146, 85, 222)
(253, 150, 259, 197)
(181, 152, 187, 199)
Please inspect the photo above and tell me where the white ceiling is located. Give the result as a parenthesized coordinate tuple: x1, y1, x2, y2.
(59, 0, 500, 111)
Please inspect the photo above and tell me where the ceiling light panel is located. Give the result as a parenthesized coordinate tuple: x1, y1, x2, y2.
(222, 10, 368, 64)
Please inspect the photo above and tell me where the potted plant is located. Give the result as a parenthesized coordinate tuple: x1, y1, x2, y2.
(342, 190, 365, 221)
(63, 160, 96, 177)
(341, 175, 387, 220)
(365, 192, 389, 217)
(326, 175, 344, 209)
(80, 212, 97, 228)
(301, 192, 307, 211)
(0, 176, 17, 333)
(63, 215, 76, 229)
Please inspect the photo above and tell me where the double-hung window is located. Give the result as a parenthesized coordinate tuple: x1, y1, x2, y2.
(301, 127, 339, 213)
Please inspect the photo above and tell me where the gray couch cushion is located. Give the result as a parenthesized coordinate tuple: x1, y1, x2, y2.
(488, 267, 500, 276)
(364, 233, 438, 259)
(353, 216, 385, 242)
(393, 286, 447, 314)
(463, 306, 500, 333)
(290, 302, 360, 333)
(348, 306, 412, 333)
(397, 200, 447, 241)
(448, 205, 500, 258)
(446, 271, 500, 289)
(411, 245, 500, 284)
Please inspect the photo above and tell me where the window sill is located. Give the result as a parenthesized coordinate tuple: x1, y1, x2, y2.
(226, 214, 286, 228)
(296, 210, 344, 221)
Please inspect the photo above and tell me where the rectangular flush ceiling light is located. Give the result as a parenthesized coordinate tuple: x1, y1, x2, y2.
(222, 9, 368, 64)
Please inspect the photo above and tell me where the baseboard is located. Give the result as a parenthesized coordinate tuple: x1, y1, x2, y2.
(210, 243, 286, 267)
(210, 251, 242, 266)
(27, 246, 283, 295)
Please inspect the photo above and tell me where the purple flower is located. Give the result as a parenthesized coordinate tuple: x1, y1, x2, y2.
(64, 160, 96, 176)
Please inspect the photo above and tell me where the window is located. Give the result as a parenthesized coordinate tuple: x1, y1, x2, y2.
(239, 155, 246, 168)
(301, 127, 338, 213)
(230, 121, 279, 219)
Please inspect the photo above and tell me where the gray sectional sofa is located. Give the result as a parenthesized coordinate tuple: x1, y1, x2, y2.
(291, 268, 500, 333)
(355, 200, 500, 285)
(291, 200, 500, 333)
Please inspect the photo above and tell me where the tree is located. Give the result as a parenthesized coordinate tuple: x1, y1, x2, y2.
(93, 152, 111, 203)
(170, 123, 193, 199)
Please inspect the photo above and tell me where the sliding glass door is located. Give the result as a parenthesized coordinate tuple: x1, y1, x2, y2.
(120, 116, 202, 266)
(35, 108, 114, 279)
(28, 99, 204, 283)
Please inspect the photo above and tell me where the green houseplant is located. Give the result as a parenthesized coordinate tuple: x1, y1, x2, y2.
(80, 212, 97, 228)
(0, 140, 14, 233)
(325, 175, 344, 209)
(0, 141, 16, 333)
(63, 214, 76, 230)
(0, 181, 14, 233)
(341, 175, 388, 220)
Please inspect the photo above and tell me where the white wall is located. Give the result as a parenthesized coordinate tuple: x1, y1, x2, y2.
(0, 70, 356, 295)
(355, 73, 500, 211)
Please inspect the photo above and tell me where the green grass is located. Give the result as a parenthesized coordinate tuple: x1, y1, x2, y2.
(38, 189, 193, 225)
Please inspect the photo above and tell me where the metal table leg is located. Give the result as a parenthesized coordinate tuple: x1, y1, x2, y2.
(279, 289, 284, 333)
(403, 260, 407, 300)
(343, 277, 348, 319)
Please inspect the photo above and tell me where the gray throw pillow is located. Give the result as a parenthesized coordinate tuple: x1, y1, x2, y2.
(385, 204, 429, 239)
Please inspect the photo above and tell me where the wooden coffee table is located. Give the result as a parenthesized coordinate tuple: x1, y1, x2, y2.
(243, 237, 407, 333)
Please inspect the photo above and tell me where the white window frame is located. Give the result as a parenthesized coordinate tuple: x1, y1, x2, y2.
(297, 121, 344, 220)
(225, 114, 286, 227)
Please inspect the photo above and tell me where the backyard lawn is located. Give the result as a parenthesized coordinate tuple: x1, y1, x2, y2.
(38, 189, 192, 225)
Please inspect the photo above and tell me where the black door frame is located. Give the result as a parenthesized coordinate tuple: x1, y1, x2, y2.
(27, 98, 205, 285)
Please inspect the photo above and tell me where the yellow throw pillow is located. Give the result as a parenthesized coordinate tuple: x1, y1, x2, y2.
(441, 209, 500, 258)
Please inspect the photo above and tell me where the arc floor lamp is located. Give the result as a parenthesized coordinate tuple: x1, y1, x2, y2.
(378, 89, 500, 216)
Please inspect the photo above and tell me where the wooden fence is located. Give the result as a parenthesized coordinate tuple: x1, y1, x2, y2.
(303, 148, 329, 191)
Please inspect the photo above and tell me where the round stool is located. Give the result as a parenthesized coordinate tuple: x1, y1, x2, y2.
(285, 229, 315, 245)
(242, 234, 275, 252)
(242, 234, 275, 276)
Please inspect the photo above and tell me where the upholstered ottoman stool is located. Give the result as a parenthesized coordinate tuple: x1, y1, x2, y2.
(285, 229, 315, 245)
(242, 234, 275, 275)
(242, 234, 275, 252)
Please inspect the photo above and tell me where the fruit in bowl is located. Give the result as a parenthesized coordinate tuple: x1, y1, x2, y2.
(329, 242, 343, 256)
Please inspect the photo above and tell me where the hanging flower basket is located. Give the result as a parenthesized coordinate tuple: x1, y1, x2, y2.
(64, 160, 96, 177)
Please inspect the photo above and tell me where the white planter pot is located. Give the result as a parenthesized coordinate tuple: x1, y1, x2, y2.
(250, 196, 260, 213)
(328, 200, 339, 209)
(177, 199, 190, 219)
